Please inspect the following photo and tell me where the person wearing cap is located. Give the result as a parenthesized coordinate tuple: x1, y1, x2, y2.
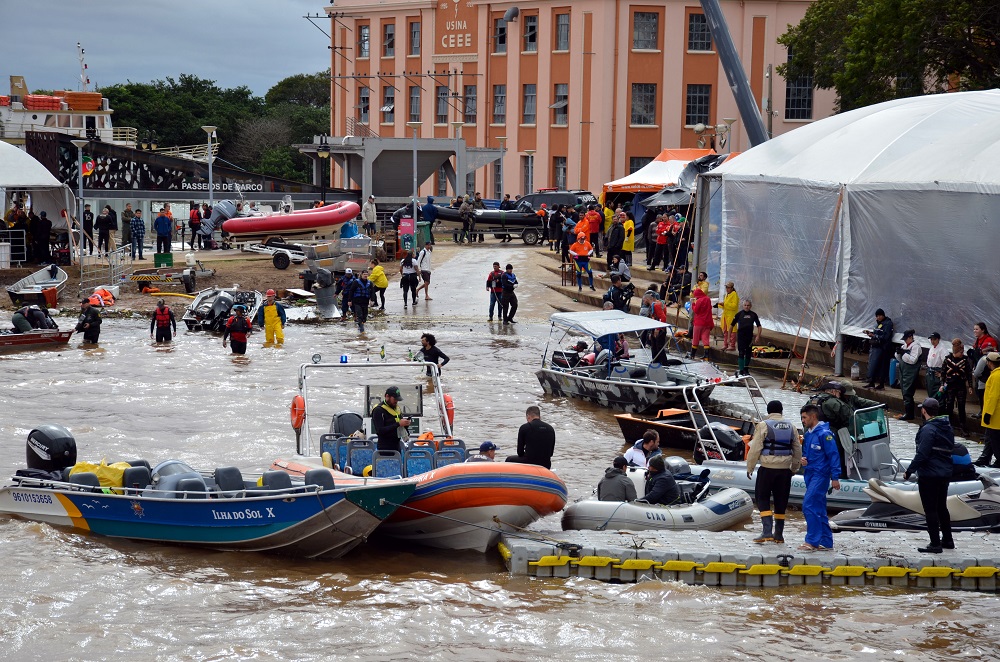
(149, 298, 177, 343)
(925, 332, 947, 399)
(569, 233, 595, 293)
(976, 352, 1000, 467)
(745, 400, 802, 544)
(336, 268, 357, 318)
(371, 386, 412, 453)
(798, 403, 841, 551)
(467, 441, 499, 463)
(255, 289, 287, 344)
(903, 398, 955, 553)
(361, 194, 377, 236)
(811, 381, 854, 476)
(421, 195, 438, 233)
(597, 456, 638, 502)
(894, 329, 922, 420)
(223, 305, 252, 354)
(638, 455, 680, 505)
(75, 298, 102, 344)
(863, 308, 894, 390)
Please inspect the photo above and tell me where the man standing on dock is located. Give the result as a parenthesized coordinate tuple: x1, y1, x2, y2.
(798, 404, 841, 551)
(903, 398, 955, 553)
(745, 401, 802, 544)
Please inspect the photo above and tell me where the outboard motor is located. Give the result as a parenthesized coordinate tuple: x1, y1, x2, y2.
(663, 456, 691, 476)
(330, 411, 364, 436)
(199, 200, 238, 236)
(314, 268, 338, 319)
(694, 422, 746, 463)
(208, 291, 236, 328)
(26, 425, 78, 472)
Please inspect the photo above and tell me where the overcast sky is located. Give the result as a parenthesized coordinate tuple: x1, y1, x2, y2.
(0, 0, 329, 97)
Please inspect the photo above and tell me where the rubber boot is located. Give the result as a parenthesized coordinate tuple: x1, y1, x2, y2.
(737, 357, 746, 375)
(773, 514, 786, 543)
(754, 512, 774, 543)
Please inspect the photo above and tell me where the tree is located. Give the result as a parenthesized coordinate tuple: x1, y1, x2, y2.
(264, 70, 331, 108)
(779, 0, 1000, 111)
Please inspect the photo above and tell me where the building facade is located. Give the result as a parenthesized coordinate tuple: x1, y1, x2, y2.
(326, 0, 834, 198)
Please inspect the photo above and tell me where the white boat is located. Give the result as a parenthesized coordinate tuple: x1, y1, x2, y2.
(6, 264, 68, 306)
(536, 310, 736, 413)
(562, 487, 753, 532)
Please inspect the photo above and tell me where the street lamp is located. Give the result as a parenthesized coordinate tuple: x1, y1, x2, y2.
(70, 139, 88, 258)
(316, 134, 330, 204)
(497, 136, 507, 200)
(524, 149, 535, 194)
(406, 121, 422, 236)
(201, 125, 217, 211)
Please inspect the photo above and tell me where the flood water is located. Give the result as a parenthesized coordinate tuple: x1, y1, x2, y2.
(1, 245, 998, 660)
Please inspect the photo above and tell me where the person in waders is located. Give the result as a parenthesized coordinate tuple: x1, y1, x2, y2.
(745, 400, 802, 544)
(255, 289, 286, 344)
(223, 305, 252, 355)
(149, 299, 177, 343)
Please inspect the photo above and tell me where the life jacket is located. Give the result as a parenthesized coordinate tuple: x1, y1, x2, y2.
(155, 306, 172, 328)
(762, 419, 795, 456)
(226, 315, 250, 342)
(380, 402, 402, 423)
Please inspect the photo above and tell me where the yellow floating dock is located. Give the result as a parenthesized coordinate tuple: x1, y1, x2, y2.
(500, 530, 1000, 592)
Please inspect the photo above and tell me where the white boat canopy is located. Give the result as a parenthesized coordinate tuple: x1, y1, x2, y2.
(548, 310, 669, 337)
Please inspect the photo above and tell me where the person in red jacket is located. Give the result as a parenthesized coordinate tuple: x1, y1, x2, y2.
(689, 288, 715, 360)
(585, 206, 603, 257)
(486, 261, 505, 322)
(222, 305, 253, 355)
(647, 215, 670, 271)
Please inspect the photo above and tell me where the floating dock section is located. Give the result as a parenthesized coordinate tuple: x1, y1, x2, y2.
(500, 530, 1000, 592)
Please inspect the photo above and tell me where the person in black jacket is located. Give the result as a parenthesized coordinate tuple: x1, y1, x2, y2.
(75, 298, 102, 343)
(507, 406, 556, 468)
(640, 455, 680, 505)
(370, 386, 411, 453)
(606, 214, 625, 261)
(416, 332, 450, 375)
(903, 398, 955, 553)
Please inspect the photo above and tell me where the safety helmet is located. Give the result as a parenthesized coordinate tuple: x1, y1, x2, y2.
(265, 289, 276, 297)
(577, 232, 586, 240)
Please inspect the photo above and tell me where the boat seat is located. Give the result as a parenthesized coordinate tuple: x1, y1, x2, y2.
(125, 459, 151, 470)
(260, 470, 293, 491)
(404, 447, 434, 477)
(303, 468, 336, 491)
(439, 438, 466, 454)
(176, 477, 208, 499)
(373, 450, 403, 478)
(434, 448, 464, 468)
(347, 439, 376, 476)
(121, 466, 151, 491)
(646, 363, 667, 384)
(214, 466, 245, 496)
(68, 472, 101, 489)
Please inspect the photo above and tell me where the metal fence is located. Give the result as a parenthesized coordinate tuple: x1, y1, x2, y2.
(0, 229, 28, 265)
(79, 246, 132, 297)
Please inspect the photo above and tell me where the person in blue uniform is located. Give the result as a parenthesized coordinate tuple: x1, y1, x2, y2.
(798, 404, 841, 551)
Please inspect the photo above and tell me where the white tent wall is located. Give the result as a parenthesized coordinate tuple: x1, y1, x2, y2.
(845, 185, 1000, 340)
(720, 176, 843, 341)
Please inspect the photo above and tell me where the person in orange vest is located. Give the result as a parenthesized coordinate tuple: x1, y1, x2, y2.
(569, 232, 595, 292)
(149, 298, 177, 343)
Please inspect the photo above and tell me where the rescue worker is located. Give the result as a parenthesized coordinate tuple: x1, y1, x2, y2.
(717, 281, 739, 351)
(75, 298, 102, 344)
(11, 305, 53, 332)
(347, 270, 373, 333)
(222, 305, 252, 355)
(745, 400, 803, 544)
(568, 232, 595, 292)
(149, 299, 177, 343)
(798, 404, 841, 551)
(597, 456, 637, 502)
(255, 289, 287, 344)
(370, 386, 411, 453)
(639, 455, 680, 505)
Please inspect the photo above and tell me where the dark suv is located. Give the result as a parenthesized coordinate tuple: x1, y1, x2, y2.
(518, 189, 598, 211)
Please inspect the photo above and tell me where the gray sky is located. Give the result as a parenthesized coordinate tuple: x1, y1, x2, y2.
(0, 0, 329, 97)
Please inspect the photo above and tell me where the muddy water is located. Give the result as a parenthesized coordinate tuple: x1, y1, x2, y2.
(1, 245, 997, 660)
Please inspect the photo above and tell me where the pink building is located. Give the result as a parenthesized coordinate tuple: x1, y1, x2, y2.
(324, 0, 834, 198)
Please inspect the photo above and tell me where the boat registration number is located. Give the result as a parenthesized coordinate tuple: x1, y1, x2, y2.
(10, 491, 53, 504)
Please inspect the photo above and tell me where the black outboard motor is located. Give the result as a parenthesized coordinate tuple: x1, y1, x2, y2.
(208, 291, 236, 330)
(199, 200, 237, 236)
(693, 422, 746, 463)
(26, 425, 77, 472)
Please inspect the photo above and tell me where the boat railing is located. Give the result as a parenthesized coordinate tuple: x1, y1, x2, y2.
(10, 475, 336, 498)
(690, 374, 766, 462)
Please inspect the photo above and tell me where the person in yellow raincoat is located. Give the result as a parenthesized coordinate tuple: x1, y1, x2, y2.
(717, 281, 740, 351)
(368, 258, 389, 310)
(255, 289, 286, 344)
(621, 211, 635, 265)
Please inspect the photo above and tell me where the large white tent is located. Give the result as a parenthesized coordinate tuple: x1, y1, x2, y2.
(709, 89, 1000, 345)
(1, 140, 75, 231)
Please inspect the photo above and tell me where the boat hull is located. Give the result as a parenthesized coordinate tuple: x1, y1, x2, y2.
(221, 201, 360, 239)
(561, 487, 754, 532)
(615, 410, 755, 450)
(272, 458, 568, 552)
(536, 367, 715, 413)
(0, 329, 73, 350)
(0, 481, 414, 560)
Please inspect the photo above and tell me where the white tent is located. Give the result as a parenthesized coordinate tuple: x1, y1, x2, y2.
(603, 148, 715, 194)
(710, 89, 1000, 344)
(1, 140, 76, 231)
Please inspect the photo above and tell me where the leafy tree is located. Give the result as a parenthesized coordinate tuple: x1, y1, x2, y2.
(779, 0, 1000, 111)
(264, 70, 331, 108)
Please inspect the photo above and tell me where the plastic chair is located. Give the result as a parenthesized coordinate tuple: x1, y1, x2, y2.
(347, 439, 376, 476)
(404, 447, 434, 477)
(434, 448, 464, 467)
(373, 450, 403, 478)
